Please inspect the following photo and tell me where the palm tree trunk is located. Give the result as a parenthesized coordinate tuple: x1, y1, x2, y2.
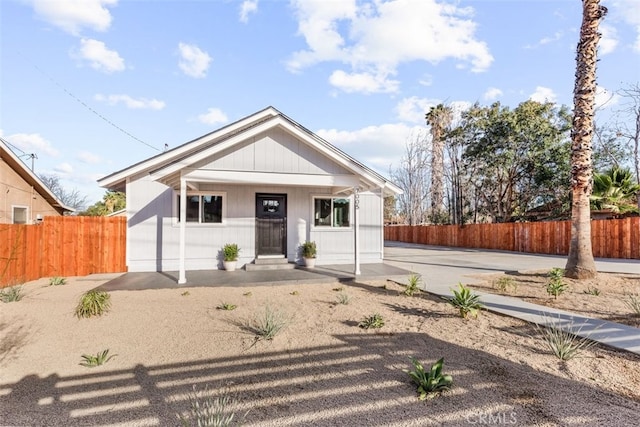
(565, 0, 607, 279)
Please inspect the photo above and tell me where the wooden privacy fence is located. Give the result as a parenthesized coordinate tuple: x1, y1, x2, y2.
(0, 216, 127, 287)
(384, 217, 640, 260)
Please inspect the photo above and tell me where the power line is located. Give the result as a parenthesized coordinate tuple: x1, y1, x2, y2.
(17, 51, 162, 152)
(1, 137, 39, 171)
(1, 136, 26, 155)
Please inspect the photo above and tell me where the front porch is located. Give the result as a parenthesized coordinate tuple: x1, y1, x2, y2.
(97, 263, 410, 292)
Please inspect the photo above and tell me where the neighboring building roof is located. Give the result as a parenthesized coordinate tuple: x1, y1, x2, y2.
(107, 208, 126, 217)
(98, 106, 402, 196)
(0, 138, 74, 214)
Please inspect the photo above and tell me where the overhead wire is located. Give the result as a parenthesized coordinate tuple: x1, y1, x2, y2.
(16, 50, 162, 152)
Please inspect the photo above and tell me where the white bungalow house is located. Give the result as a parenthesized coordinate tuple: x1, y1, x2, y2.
(98, 107, 402, 284)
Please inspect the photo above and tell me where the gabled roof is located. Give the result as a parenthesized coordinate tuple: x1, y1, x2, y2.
(98, 106, 402, 196)
(0, 138, 74, 214)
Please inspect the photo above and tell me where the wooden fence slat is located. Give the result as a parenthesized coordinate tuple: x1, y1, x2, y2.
(0, 216, 127, 287)
(385, 218, 640, 260)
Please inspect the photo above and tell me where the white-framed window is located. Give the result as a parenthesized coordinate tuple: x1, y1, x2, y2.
(313, 196, 351, 228)
(176, 192, 226, 224)
(12, 206, 28, 224)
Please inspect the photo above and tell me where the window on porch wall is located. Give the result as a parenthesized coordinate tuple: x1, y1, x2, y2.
(177, 194, 223, 223)
(314, 197, 350, 227)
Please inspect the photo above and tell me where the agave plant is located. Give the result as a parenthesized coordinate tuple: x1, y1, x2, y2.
(79, 349, 116, 367)
(447, 283, 483, 318)
(406, 357, 453, 400)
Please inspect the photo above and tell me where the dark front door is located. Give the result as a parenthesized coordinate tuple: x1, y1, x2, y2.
(256, 194, 287, 256)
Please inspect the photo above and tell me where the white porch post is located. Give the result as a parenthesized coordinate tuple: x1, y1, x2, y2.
(178, 177, 187, 284)
(354, 186, 361, 275)
(380, 186, 385, 260)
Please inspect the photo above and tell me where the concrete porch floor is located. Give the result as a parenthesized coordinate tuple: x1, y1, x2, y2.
(97, 263, 411, 292)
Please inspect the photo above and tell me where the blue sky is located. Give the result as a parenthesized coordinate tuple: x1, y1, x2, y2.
(1, 0, 639, 205)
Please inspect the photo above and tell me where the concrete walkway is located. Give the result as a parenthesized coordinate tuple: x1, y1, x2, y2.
(383, 242, 640, 356)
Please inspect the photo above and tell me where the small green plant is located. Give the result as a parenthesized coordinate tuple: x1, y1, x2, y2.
(49, 276, 67, 286)
(181, 291, 191, 297)
(246, 305, 290, 340)
(222, 243, 240, 262)
(0, 285, 24, 303)
(216, 302, 237, 311)
(583, 287, 600, 296)
(358, 313, 385, 329)
(300, 241, 317, 259)
(336, 292, 351, 305)
(448, 283, 483, 318)
(332, 286, 345, 292)
(536, 315, 597, 360)
(79, 349, 116, 367)
(625, 294, 640, 315)
(546, 268, 567, 299)
(75, 290, 111, 318)
(242, 292, 252, 297)
(178, 385, 246, 427)
(403, 274, 421, 297)
(405, 357, 453, 400)
(493, 276, 517, 293)
(290, 291, 299, 296)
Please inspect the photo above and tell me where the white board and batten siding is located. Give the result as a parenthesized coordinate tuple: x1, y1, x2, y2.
(126, 177, 383, 272)
(124, 126, 385, 272)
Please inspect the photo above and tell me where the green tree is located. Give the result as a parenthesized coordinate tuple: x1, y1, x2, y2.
(81, 191, 126, 216)
(458, 101, 571, 223)
(565, 0, 607, 279)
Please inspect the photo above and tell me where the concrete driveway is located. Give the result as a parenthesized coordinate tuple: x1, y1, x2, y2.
(383, 241, 640, 287)
(383, 241, 640, 355)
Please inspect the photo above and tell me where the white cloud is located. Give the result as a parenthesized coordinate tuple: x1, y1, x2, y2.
(287, 0, 492, 94)
(418, 74, 433, 87)
(329, 70, 399, 94)
(74, 38, 125, 73)
(239, 0, 258, 23)
(525, 31, 564, 49)
(77, 151, 101, 164)
(317, 123, 418, 173)
(54, 162, 74, 174)
(595, 85, 621, 109)
(611, 0, 640, 52)
(395, 98, 471, 127)
(599, 24, 618, 55)
(178, 43, 212, 78)
(4, 133, 59, 157)
(197, 108, 228, 125)
(94, 94, 165, 110)
(484, 87, 503, 101)
(529, 86, 557, 103)
(395, 97, 439, 124)
(30, 0, 117, 35)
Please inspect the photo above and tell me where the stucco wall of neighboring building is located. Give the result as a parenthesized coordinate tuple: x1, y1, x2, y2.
(0, 159, 62, 224)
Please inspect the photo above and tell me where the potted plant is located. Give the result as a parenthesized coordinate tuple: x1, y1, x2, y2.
(222, 243, 240, 272)
(300, 241, 317, 268)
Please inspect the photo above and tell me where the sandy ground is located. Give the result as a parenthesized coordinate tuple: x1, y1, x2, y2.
(469, 271, 640, 327)
(1, 275, 640, 427)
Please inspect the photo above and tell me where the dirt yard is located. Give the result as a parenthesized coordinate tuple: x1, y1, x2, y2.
(1, 274, 639, 426)
(469, 270, 640, 327)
